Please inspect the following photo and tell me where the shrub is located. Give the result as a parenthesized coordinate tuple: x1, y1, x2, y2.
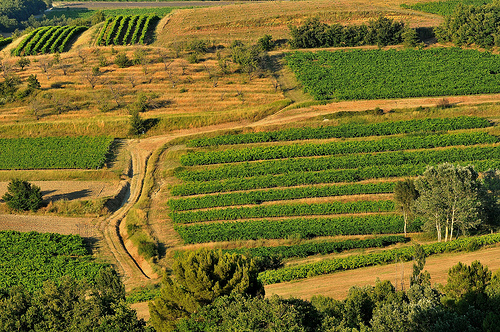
(2, 179, 43, 211)
(114, 52, 131, 68)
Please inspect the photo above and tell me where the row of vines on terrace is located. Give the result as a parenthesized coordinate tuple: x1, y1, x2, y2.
(12, 26, 87, 56)
(96, 15, 159, 46)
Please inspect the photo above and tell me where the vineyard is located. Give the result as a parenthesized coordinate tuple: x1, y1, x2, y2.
(0, 136, 114, 169)
(0, 37, 12, 49)
(167, 115, 500, 281)
(401, 0, 494, 16)
(286, 48, 500, 100)
(12, 26, 87, 56)
(96, 15, 160, 46)
(0, 231, 107, 292)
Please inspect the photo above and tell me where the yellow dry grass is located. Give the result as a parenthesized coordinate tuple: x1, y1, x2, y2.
(0, 45, 286, 138)
(155, 0, 443, 46)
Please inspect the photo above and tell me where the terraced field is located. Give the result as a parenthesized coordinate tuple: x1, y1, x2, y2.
(166, 115, 500, 284)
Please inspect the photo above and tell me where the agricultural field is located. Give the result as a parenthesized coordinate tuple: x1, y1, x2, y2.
(96, 15, 160, 46)
(4, 0, 500, 324)
(0, 136, 114, 169)
(0, 230, 107, 292)
(12, 26, 87, 56)
(0, 37, 12, 49)
(157, 115, 500, 287)
(287, 48, 500, 100)
(401, 0, 494, 16)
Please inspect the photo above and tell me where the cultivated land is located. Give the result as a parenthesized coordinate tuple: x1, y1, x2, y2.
(4, 0, 500, 324)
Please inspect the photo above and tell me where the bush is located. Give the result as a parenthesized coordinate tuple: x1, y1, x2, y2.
(2, 179, 43, 211)
(114, 52, 131, 68)
(257, 34, 274, 51)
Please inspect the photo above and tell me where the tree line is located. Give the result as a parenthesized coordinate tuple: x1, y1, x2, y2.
(148, 247, 500, 332)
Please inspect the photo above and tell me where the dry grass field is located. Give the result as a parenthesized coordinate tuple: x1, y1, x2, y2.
(156, 0, 443, 46)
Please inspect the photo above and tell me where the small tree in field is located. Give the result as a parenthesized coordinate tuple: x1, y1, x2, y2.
(2, 179, 43, 211)
(394, 179, 419, 236)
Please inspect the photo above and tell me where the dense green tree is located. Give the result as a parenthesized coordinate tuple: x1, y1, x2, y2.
(436, 3, 500, 47)
(0, 0, 47, 31)
(394, 179, 419, 236)
(2, 178, 43, 211)
(149, 248, 264, 331)
(0, 269, 148, 331)
(176, 294, 321, 332)
(414, 163, 484, 242)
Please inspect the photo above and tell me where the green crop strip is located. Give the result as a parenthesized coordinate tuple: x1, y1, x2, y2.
(0, 231, 108, 292)
(0, 136, 114, 169)
(286, 48, 500, 100)
(172, 160, 500, 196)
(223, 235, 408, 261)
(168, 182, 396, 211)
(171, 200, 395, 223)
(180, 132, 497, 166)
(174, 215, 422, 244)
(259, 233, 500, 284)
(187, 116, 490, 147)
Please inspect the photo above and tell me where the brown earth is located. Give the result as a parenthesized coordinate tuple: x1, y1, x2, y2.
(0, 180, 118, 203)
(0, 214, 99, 237)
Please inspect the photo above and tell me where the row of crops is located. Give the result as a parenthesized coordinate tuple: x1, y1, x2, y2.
(286, 48, 500, 100)
(259, 233, 500, 284)
(187, 116, 491, 146)
(0, 231, 107, 292)
(401, 0, 493, 16)
(0, 136, 114, 169)
(171, 117, 498, 247)
(0, 37, 13, 49)
(96, 15, 159, 46)
(12, 26, 87, 56)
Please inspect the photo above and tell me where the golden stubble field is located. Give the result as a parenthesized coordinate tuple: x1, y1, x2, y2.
(155, 0, 444, 46)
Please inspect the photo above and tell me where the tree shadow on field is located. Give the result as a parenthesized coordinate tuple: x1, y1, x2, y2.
(42, 189, 92, 202)
(106, 139, 124, 168)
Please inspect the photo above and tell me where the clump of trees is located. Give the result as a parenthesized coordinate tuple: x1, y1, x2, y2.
(149, 248, 264, 331)
(436, 3, 500, 47)
(394, 163, 500, 241)
(0, 268, 150, 331)
(150, 251, 500, 332)
(0, 0, 47, 31)
(289, 16, 414, 48)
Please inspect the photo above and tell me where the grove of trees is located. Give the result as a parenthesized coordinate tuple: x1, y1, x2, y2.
(0, 0, 47, 32)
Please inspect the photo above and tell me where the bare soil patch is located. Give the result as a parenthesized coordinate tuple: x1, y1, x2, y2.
(0, 214, 99, 237)
(0, 180, 119, 203)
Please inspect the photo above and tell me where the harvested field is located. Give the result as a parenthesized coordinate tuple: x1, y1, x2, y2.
(0, 180, 119, 203)
(0, 214, 99, 237)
